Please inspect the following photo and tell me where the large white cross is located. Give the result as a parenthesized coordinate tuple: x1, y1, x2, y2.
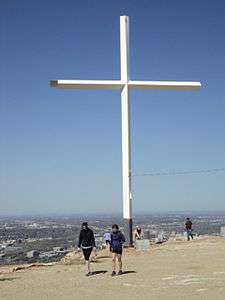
(50, 16, 201, 245)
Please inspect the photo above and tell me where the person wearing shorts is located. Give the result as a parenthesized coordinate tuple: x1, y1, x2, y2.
(78, 222, 96, 276)
(110, 224, 125, 276)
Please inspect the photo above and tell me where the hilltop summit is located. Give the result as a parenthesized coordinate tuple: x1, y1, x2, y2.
(1, 236, 225, 300)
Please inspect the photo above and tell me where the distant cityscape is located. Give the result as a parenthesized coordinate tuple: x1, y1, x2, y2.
(0, 212, 225, 265)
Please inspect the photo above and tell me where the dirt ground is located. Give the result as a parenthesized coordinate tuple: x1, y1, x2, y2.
(1, 236, 225, 300)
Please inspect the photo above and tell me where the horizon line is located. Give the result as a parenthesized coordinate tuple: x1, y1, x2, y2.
(0, 210, 224, 218)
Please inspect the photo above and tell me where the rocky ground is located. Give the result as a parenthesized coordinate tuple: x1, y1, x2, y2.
(1, 236, 225, 300)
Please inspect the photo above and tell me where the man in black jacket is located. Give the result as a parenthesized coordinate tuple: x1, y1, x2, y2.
(78, 222, 96, 276)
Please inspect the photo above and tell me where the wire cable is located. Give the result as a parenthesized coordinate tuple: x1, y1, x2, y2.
(133, 168, 225, 177)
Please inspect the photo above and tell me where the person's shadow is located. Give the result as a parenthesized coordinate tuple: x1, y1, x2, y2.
(118, 271, 136, 275)
(90, 270, 136, 276)
(91, 270, 108, 275)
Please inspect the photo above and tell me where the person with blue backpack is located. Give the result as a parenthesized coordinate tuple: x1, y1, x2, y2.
(110, 224, 125, 276)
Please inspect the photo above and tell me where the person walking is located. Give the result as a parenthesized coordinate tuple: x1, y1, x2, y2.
(185, 218, 194, 241)
(78, 222, 96, 276)
(110, 224, 125, 276)
(103, 232, 111, 250)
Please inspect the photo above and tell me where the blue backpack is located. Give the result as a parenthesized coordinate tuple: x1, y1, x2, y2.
(110, 231, 125, 250)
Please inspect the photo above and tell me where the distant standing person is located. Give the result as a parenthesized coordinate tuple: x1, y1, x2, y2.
(185, 218, 194, 241)
(103, 232, 111, 250)
(110, 224, 125, 276)
(78, 222, 96, 276)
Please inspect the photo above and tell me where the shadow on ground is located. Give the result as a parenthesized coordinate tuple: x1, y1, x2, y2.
(120, 271, 136, 275)
(0, 277, 18, 282)
(91, 270, 108, 275)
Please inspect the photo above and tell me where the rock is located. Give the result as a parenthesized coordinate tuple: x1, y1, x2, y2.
(61, 251, 84, 265)
(220, 227, 225, 237)
(135, 239, 150, 251)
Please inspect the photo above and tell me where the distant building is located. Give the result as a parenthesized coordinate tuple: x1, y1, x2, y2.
(53, 247, 64, 252)
(26, 250, 40, 259)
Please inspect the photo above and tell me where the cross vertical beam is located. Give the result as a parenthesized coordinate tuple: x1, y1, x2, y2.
(120, 16, 129, 82)
(120, 16, 133, 245)
(121, 84, 133, 245)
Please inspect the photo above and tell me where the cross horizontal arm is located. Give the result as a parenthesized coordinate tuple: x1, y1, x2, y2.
(50, 80, 124, 90)
(50, 80, 201, 91)
(128, 80, 201, 91)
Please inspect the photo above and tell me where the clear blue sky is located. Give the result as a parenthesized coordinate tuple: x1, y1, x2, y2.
(1, 0, 224, 215)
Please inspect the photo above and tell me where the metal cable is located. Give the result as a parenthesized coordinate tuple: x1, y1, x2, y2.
(133, 168, 225, 177)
